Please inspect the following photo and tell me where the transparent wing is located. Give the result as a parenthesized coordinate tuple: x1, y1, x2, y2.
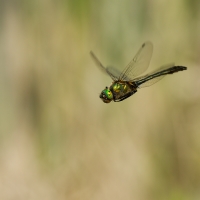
(90, 51, 118, 81)
(133, 63, 187, 88)
(119, 41, 153, 81)
(106, 66, 120, 79)
(106, 66, 130, 81)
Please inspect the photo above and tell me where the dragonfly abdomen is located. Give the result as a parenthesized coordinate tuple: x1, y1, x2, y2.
(135, 65, 187, 87)
(166, 66, 187, 74)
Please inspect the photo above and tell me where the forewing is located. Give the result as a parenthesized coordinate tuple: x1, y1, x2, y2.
(106, 66, 131, 81)
(90, 51, 118, 81)
(119, 41, 153, 81)
(106, 66, 120, 80)
(134, 63, 175, 88)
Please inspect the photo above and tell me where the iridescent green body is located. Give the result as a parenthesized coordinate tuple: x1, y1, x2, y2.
(112, 82, 128, 93)
(110, 81, 137, 102)
(100, 81, 137, 103)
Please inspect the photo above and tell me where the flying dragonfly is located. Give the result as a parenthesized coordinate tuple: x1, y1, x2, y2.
(90, 42, 187, 103)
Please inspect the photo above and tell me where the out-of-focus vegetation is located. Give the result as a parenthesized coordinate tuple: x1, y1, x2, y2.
(0, 0, 200, 199)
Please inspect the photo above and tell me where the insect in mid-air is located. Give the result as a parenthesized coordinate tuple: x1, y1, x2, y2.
(90, 41, 187, 103)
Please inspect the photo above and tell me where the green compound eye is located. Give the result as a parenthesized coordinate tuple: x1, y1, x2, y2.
(104, 89, 113, 99)
(100, 87, 113, 103)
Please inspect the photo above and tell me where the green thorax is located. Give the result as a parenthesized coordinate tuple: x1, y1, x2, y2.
(109, 81, 136, 101)
(111, 82, 129, 93)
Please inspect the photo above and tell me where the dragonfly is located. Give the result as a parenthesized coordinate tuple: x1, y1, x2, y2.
(90, 41, 187, 103)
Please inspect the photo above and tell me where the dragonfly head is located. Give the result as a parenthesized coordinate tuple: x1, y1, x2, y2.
(100, 87, 113, 103)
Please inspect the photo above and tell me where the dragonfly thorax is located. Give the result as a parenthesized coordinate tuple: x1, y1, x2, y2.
(110, 81, 136, 102)
(112, 82, 128, 93)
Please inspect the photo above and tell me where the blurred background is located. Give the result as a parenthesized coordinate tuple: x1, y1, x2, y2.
(0, 0, 199, 199)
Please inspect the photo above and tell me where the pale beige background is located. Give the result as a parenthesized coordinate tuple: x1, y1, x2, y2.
(0, 0, 199, 199)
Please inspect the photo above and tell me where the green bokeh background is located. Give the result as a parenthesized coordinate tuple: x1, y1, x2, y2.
(0, 0, 199, 199)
